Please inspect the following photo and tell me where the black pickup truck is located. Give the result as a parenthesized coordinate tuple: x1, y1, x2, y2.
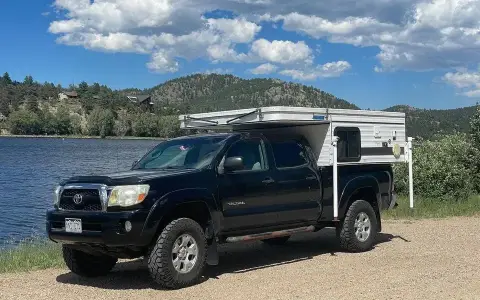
(47, 131, 396, 289)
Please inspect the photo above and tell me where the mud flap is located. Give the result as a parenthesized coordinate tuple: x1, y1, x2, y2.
(206, 238, 219, 266)
(205, 221, 219, 266)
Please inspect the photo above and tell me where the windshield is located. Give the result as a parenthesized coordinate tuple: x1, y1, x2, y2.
(133, 135, 228, 170)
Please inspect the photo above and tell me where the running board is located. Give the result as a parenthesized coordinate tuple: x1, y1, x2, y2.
(225, 225, 316, 243)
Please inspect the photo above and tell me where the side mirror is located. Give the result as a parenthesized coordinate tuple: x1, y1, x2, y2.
(223, 156, 244, 172)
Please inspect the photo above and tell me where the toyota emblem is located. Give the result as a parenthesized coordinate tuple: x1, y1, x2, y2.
(73, 194, 83, 205)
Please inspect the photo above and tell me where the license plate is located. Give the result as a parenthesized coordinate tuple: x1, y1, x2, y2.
(65, 218, 82, 233)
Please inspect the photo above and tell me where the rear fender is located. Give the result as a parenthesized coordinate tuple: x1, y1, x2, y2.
(339, 176, 381, 224)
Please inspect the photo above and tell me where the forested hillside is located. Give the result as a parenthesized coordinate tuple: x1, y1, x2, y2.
(0, 71, 476, 139)
(147, 74, 357, 112)
(385, 105, 477, 140)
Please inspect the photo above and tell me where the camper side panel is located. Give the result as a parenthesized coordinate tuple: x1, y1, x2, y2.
(317, 113, 406, 166)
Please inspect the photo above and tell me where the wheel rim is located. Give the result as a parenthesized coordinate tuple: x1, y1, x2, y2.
(354, 212, 371, 242)
(172, 233, 198, 274)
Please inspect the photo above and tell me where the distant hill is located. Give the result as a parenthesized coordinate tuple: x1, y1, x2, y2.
(384, 105, 476, 139)
(146, 74, 358, 112)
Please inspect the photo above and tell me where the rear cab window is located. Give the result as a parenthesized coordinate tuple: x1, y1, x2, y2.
(269, 139, 309, 169)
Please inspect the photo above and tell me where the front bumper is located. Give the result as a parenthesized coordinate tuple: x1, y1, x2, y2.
(46, 209, 154, 247)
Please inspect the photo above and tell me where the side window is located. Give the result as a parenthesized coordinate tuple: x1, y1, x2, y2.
(335, 127, 361, 162)
(270, 140, 308, 169)
(223, 138, 268, 171)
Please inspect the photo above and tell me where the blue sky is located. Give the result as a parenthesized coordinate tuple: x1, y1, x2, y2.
(1, 0, 480, 110)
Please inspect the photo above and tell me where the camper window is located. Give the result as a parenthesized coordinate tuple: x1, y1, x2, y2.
(334, 127, 361, 162)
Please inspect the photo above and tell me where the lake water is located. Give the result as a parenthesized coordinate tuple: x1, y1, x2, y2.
(0, 137, 161, 246)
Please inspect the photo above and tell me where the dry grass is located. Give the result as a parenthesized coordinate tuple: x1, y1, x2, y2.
(0, 239, 63, 274)
(383, 195, 480, 219)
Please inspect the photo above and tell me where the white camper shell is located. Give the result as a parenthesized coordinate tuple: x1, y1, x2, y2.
(179, 106, 415, 211)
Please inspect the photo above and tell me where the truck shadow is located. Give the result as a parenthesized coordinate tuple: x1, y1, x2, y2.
(55, 229, 408, 290)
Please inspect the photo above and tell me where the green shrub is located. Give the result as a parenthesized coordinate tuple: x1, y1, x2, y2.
(55, 105, 73, 135)
(113, 110, 132, 137)
(7, 109, 42, 135)
(132, 113, 157, 137)
(468, 105, 480, 192)
(87, 107, 114, 137)
(393, 134, 474, 200)
(157, 115, 181, 138)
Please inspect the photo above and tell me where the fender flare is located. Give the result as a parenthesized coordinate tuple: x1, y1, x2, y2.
(143, 188, 221, 237)
(339, 175, 381, 219)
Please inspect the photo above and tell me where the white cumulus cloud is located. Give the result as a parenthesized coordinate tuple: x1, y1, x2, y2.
(260, 0, 480, 72)
(147, 50, 179, 73)
(207, 18, 261, 43)
(48, 0, 480, 83)
(203, 68, 234, 74)
(49, 19, 84, 33)
(250, 39, 313, 65)
(249, 63, 278, 74)
(443, 70, 480, 97)
(280, 61, 351, 80)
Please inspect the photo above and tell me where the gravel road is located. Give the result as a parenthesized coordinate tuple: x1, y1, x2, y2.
(1, 217, 479, 300)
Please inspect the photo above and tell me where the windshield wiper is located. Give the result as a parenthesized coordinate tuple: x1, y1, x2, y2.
(160, 166, 194, 170)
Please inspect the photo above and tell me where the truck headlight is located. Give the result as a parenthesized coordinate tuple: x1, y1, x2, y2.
(108, 185, 150, 207)
(53, 186, 62, 206)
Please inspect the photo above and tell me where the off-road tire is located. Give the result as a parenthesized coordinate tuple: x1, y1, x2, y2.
(62, 246, 117, 277)
(262, 236, 290, 246)
(148, 218, 207, 289)
(337, 200, 378, 252)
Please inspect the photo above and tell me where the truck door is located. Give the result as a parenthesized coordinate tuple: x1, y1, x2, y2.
(217, 137, 279, 231)
(267, 138, 322, 224)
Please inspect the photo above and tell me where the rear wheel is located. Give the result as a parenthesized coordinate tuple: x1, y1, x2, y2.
(62, 246, 117, 277)
(262, 236, 290, 246)
(337, 200, 378, 252)
(148, 218, 207, 289)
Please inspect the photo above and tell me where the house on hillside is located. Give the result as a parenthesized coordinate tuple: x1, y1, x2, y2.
(127, 94, 154, 110)
(127, 94, 153, 104)
(59, 91, 79, 101)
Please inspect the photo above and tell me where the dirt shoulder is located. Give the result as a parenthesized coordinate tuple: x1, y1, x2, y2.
(1, 217, 479, 300)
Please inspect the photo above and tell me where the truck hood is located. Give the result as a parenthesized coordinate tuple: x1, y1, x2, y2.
(61, 168, 199, 186)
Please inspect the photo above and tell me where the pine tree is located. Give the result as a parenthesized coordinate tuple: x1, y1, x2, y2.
(78, 81, 89, 97)
(23, 75, 34, 85)
(2, 72, 12, 85)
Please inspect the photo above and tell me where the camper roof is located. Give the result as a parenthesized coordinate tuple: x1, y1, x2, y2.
(179, 106, 404, 130)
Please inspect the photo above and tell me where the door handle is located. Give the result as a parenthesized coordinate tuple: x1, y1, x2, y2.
(262, 178, 275, 184)
(306, 175, 317, 180)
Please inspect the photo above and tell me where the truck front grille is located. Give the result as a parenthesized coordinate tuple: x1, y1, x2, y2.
(59, 189, 102, 211)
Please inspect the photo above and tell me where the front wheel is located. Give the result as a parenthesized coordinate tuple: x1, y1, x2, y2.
(148, 218, 207, 289)
(62, 246, 117, 277)
(337, 200, 378, 252)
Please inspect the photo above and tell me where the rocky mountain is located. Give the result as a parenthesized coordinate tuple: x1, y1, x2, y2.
(146, 74, 358, 113)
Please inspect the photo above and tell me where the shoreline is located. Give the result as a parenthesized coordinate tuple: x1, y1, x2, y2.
(0, 134, 165, 141)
